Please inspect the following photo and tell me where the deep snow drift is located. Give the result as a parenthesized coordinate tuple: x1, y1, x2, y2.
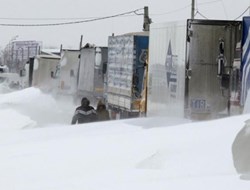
(0, 84, 249, 190)
(0, 85, 75, 128)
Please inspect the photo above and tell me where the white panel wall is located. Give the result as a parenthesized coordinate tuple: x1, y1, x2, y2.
(147, 21, 187, 117)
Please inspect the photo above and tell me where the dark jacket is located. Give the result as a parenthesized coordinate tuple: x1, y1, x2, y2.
(96, 100, 110, 121)
(71, 98, 97, 124)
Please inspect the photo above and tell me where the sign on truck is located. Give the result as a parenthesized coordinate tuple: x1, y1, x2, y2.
(106, 33, 149, 118)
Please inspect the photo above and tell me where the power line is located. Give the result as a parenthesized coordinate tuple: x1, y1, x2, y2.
(220, 0, 228, 19)
(0, 17, 98, 21)
(198, 0, 221, 6)
(194, 0, 224, 19)
(196, 0, 250, 20)
(0, 14, 140, 21)
(234, 6, 250, 20)
(151, 4, 191, 16)
(195, 1, 249, 21)
(195, 10, 209, 19)
(0, 8, 144, 27)
(151, 0, 221, 17)
(194, 0, 210, 19)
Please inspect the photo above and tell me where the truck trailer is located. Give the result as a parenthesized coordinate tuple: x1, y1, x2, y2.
(241, 16, 250, 107)
(106, 32, 149, 119)
(76, 45, 108, 105)
(58, 49, 80, 96)
(147, 19, 242, 120)
(28, 54, 61, 92)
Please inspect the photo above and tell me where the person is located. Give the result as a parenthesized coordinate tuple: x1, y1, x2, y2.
(96, 100, 110, 121)
(71, 97, 97, 124)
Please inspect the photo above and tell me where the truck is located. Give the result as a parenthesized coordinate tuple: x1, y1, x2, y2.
(0, 64, 27, 89)
(28, 53, 61, 92)
(76, 45, 108, 105)
(105, 32, 149, 119)
(241, 17, 250, 107)
(58, 49, 80, 96)
(147, 19, 242, 120)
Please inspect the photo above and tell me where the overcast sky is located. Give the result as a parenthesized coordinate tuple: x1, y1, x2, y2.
(0, 0, 249, 49)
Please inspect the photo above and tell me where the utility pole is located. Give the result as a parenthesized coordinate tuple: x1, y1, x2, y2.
(191, 0, 195, 19)
(143, 6, 151, 31)
(79, 35, 83, 50)
(60, 44, 63, 56)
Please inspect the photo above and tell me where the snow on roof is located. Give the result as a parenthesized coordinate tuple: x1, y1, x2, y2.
(40, 48, 60, 55)
(36, 54, 61, 60)
(112, 31, 149, 37)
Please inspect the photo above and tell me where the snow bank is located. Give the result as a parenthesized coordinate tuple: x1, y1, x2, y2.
(0, 109, 36, 130)
(235, 88, 250, 179)
(1, 83, 250, 189)
(232, 119, 250, 178)
(0, 86, 75, 128)
(0, 114, 249, 190)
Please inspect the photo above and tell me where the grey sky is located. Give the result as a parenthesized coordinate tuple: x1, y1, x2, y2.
(0, 0, 249, 49)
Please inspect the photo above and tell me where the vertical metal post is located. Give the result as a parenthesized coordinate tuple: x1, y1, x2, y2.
(60, 44, 63, 56)
(191, 0, 195, 19)
(143, 6, 150, 31)
(79, 35, 83, 50)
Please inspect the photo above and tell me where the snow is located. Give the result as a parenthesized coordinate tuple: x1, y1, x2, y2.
(0, 84, 249, 190)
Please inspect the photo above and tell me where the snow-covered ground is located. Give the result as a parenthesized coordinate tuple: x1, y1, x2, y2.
(0, 83, 249, 190)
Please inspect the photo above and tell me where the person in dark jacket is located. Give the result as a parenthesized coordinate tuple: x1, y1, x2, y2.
(71, 97, 97, 124)
(96, 100, 110, 121)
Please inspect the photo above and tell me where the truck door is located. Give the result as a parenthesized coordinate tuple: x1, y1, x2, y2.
(185, 19, 241, 120)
